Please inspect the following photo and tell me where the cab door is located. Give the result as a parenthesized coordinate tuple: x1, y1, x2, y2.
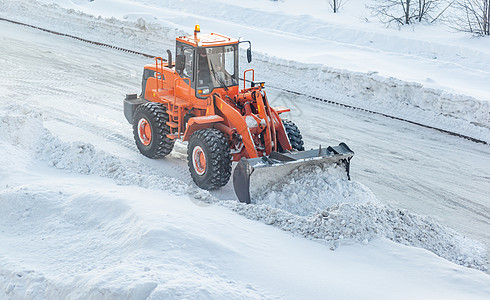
(175, 42, 196, 99)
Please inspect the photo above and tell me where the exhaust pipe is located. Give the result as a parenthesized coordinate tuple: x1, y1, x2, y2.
(167, 49, 172, 67)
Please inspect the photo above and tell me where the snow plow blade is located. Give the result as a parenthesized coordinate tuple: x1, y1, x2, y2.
(233, 143, 354, 204)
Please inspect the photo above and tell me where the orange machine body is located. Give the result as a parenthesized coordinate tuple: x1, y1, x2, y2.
(138, 29, 292, 161)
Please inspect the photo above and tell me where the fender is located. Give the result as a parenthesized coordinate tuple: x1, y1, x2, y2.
(182, 115, 224, 141)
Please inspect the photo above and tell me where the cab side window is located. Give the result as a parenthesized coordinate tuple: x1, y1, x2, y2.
(176, 43, 194, 86)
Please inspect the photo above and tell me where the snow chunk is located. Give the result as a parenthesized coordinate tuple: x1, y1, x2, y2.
(0, 104, 44, 149)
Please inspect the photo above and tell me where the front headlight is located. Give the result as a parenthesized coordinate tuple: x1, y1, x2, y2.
(198, 87, 210, 95)
(251, 81, 265, 88)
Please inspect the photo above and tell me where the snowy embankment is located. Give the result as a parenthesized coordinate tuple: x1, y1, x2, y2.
(252, 57, 490, 143)
(1, 0, 489, 142)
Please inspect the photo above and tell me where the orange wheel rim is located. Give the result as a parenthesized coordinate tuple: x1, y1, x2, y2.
(192, 146, 206, 175)
(137, 118, 152, 146)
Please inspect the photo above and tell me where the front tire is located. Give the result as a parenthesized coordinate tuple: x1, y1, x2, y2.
(187, 128, 232, 190)
(281, 119, 304, 151)
(132, 102, 175, 158)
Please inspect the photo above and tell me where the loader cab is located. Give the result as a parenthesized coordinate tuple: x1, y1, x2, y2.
(175, 38, 239, 99)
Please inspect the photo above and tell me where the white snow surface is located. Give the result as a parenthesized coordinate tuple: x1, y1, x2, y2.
(1, 0, 490, 299)
(1, 100, 489, 299)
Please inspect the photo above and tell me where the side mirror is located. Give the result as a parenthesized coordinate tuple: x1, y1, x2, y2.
(239, 40, 253, 63)
(175, 54, 185, 73)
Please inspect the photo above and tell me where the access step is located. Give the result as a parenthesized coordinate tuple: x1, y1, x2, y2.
(166, 121, 178, 128)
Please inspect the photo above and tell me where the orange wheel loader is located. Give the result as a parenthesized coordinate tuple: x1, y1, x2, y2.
(124, 25, 354, 203)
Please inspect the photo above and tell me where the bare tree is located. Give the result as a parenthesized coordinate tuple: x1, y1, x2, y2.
(451, 0, 490, 35)
(329, 0, 345, 13)
(369, 0, 443, 25)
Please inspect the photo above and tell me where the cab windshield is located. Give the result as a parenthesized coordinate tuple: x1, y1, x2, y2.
(197, 45, 238, 91)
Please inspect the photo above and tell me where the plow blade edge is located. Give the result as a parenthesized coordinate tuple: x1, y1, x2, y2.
(232, 143, 354, 204)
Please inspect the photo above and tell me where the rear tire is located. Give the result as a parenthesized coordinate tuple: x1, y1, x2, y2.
(187, 128, 232, 190)
(282, 119, 304, 151)
(132, 102, 175, 158)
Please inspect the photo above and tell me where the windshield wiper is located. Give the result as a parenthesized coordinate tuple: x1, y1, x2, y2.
(209, 60, 229, 91)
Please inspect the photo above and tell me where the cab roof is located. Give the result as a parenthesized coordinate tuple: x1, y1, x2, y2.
(176, 32, 239, 47)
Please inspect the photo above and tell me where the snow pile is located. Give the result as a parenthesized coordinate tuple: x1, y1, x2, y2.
(223, 201, 488, 271)
(0, 103, 212, 201)
(37, 133, 217, 201)
(252, 56, 490, 142)
(0, 104, 44, 181)
(0, 104, 44, 149)
(222, 164, 488, 271)
(256, 164, 378, 216)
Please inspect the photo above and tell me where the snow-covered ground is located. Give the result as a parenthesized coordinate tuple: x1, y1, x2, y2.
(3, 101, 488, 299)
(1, 0, 490, 299)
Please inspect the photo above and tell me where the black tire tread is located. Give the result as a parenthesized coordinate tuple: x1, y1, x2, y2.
(187, 128, 232, 190)
(282, 119, 304, 151)
(133, 102, 174, 158)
